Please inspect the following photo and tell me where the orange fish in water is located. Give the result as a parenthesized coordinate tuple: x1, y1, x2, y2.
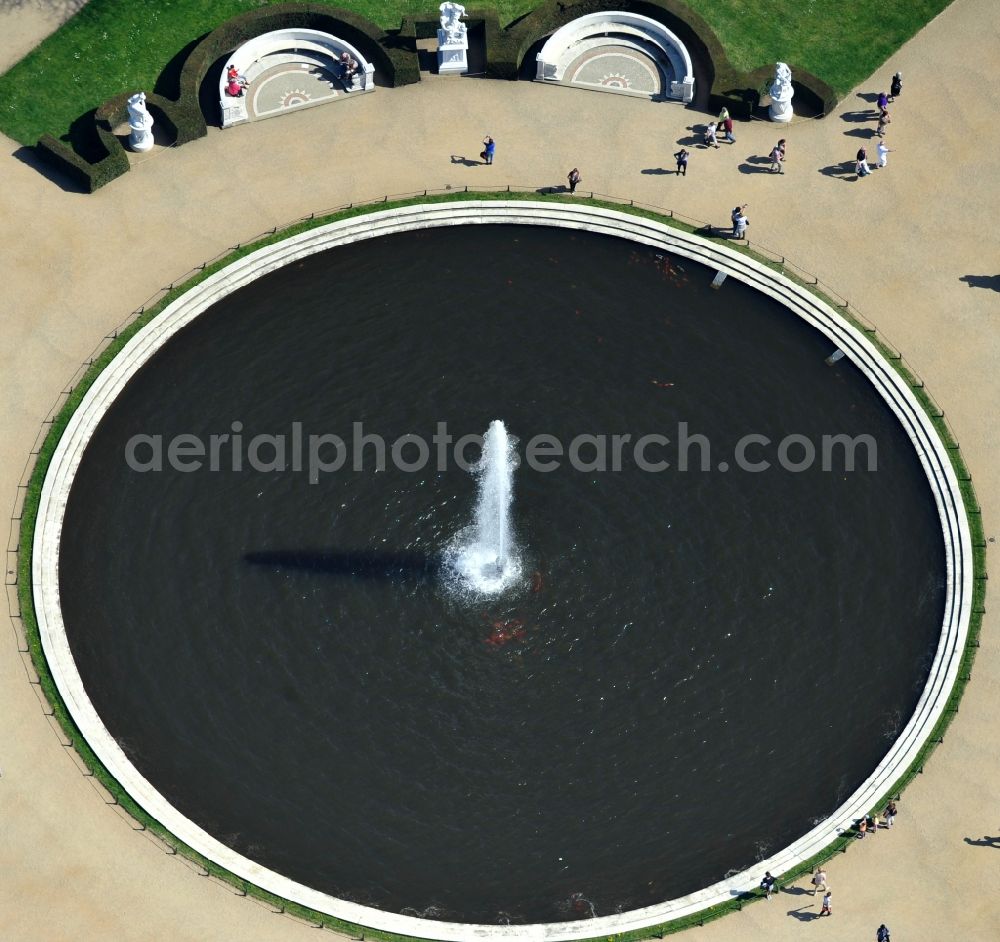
(483, 617, 526, 646)
(651, 380, 675, 388)
(531, 570, 544, 593)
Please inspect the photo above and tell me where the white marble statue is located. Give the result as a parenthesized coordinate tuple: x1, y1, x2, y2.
(768, 62, 794, 123)
(126, 92, 155, 152)
(439, 2, 467, 43)
(437, 1, 469, 74)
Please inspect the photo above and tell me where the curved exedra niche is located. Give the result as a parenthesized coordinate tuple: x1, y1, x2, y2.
(33, 202, 972, 941)
(535, 12, 696, 102)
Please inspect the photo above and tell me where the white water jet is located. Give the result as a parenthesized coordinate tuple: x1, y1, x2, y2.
(446, 420, 521, 595)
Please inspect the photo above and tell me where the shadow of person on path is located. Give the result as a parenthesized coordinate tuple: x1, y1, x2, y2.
(841, 109, 877, 122)
(964, 835, 1000, 846)
(959, 275, 1000, 291)
(676, 126, 705, 147)
(640, 167, 672, 175)
(844, 127, 876, 139)
(787, 906, 819, 922)
(739, 155, 774, 174)
(536, 185, 569, 194)
(857, 91, 882, 103)
(450, 155, 480, 166)
(819, 161, 859, 182)
(780, 886, 811, 896)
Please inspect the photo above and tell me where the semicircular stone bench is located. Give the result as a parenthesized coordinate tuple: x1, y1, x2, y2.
(535, 11, 695, 103)
(221, 27, 375, 128)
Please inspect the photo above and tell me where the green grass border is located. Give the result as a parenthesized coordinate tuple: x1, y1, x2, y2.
(16, 191, 985, 942)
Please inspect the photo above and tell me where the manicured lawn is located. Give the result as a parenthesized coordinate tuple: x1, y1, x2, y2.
(682, 0, 952, 92)
(0, 0, 953, 147)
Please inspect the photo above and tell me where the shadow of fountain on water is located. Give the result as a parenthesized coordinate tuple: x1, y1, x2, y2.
(244, 549, 440, 581)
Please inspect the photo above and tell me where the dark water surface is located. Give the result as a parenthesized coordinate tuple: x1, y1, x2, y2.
(59, 226, 944, 924)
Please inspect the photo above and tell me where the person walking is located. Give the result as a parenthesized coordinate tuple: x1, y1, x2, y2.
(877, 108, 891, 137)
(704, 121, 720, 148)
(811, 867, 828, 896)
(877, 923, 891, 942)
(482, 135, 496, 165)
(759, 871, 777, 900)
(890, 71, 903, 101)
(885, 800, 897, 827)
(856, 146, 872, 177)
(723, 113, 735, 143)
(731, 204, 749, 238)
(674, 148, 689, 176)
(820, 891, 832, 917)
(769, 140, 785, 173)
(567, 167, 581, 193)
(877, 91, 889, 111)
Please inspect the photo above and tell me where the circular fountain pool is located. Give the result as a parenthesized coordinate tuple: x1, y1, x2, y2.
(40, 210, 957, 932)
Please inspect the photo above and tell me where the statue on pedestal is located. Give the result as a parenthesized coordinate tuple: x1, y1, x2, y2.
(437, 2, 469, 74)
(768, 63, 794, 123)
(126, 92, 155, 152)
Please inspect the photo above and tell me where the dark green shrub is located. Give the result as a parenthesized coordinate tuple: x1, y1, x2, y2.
(35, 133, 127, 193)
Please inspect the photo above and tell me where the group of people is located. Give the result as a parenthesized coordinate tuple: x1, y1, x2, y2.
(857, 72, 902, 176)
(225, 63, 248, 98)
(225, 50, 362, 100)
(339, 51, 360, 85)
(858, 799, 897, 837)
(757, 798, 899, 934)
(705, 107, 736, 146)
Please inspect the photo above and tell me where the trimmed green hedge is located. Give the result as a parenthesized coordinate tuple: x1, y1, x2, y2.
(34, 3, 416, 191)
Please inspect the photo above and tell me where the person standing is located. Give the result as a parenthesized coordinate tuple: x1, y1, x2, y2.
(567, 167, 581, 193)
(769, 141, 785, 173)
(705, 121, 720, 148)
(482, 135, 496, 165)
(890, 71, 903, 101)
(885, 800, 897, 827)
(811, 867, 828, 895)
(731, 204, 748, 238)
(877, 108, 891, 137)
(723, 113, 735, 143)
(877, 923, 891, 942)
(876, 140, 893, 168)
(759, 871, 777, 900)
(857, 146, 871, 177)
(877, 91, 889, 111)
(820, 891, 832, 917)
(674, 148, 689, 176)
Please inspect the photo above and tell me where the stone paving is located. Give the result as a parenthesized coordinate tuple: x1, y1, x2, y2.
(1, 1, 998, 941)
(250, 62, 342, 121)
(563, 45, 664, 96)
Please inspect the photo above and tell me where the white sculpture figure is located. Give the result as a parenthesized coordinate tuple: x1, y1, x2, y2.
(437, 2, 469, 75)
(126, 92, 155, 152)
(768, 62, 794, 123)
(439, 2, 467, 43)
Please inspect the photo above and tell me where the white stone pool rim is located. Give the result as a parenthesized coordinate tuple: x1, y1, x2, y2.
(31, 201, 973, 941)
